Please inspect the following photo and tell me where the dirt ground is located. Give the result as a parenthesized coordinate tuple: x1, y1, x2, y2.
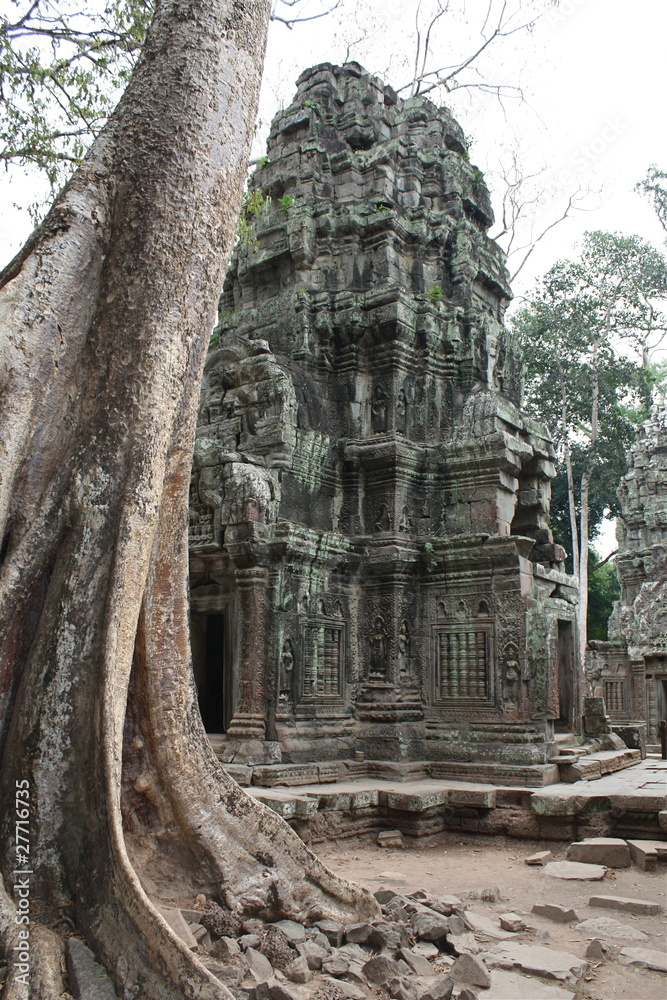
(316, 833, 667, 1000)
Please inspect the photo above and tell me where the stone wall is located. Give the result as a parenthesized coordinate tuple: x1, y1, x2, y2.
(189, 63, 579, 780)
(589, 399, 667, 744)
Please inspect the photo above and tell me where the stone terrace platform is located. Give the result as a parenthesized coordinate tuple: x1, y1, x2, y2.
(224, 757, 667, 846)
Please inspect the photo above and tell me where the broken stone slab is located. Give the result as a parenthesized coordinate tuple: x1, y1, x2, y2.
(385, 975, 419, 1000)
(619, 947, 667, 972)
(566, 837, 630, 868)
(411, 911, 450, 942)
(483, 942, 590, 982)
(531, 903, 578, 923)
(211, 935, 243, 962)
(297, 940, 329, 970)
(575, 917, 648, 942)
(361, 955, 403, 985)
(498, 913, 526, 933)
(588, 893, 663, 916)
(268, 985, 303, 1000)
(450, 954, 490, 988)
(447, 915, 466, 936)
(240, 934, 263, 951)
(463, 912, 513, 940)
(542, 861, 606, 880)
(345, 924, 374, 945)
(201, 960, 243, 987)
(417, 978, 454, 1000)
(284, 955, 311, 983)
(585, 939, 616, 964)
(66, 938, 118, 1000)
(321, 977, 368, 1000)
(525, 851, 553, 865)
(413, 941, 440, 959)
(275, 920, 306, 943)
(247, 948, 276, 982)
(398, 947, 435, 976)
(322, 954, 350, 976)
(455, 991, 478, 1000)
(626, 839, 660, 871)
(484, 969, 577, 1000)
(446, 932, 479, 955)
(159, 907, 198, 950)
(316, 919, 345, 947)
(368, 923, 404, 950)
(374, 889, 399, 905)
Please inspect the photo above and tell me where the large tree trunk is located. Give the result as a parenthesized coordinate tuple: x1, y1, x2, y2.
(0, 2, 377, 996)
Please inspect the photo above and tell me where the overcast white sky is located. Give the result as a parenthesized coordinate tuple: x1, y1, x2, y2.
(1, 0, 664, 552)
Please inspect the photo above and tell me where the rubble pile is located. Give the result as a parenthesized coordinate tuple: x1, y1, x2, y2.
(152, 883, 610, 1000)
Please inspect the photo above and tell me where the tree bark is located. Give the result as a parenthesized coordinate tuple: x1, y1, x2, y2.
(0, 2, 377, 996)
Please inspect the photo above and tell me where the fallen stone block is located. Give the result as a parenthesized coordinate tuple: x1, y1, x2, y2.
(398, 947, 434, 976)
(414, 941, 440, 959)
(619, 947, 667, 972)
(585, 939, 615, 964)
(450, 953, 490, 988)
(385, 975, 419, 1000)
(275, 920, 306, 944)
(464, 912, 513, 940)
(531, 903, 578, 923)
(378, 829, 406, 848)
(588, 894, 663, 916)
(542, 861, 606, 880)
(411, 911, 450, 942)
(484, 942, 590, 982)
(446, 932, 479, 955)
(566, 837, 630, 868)
(316, 919, 345, 947)
(417, 978, 454, 1000)
(575, 917, 648, 942)
(322, 954, 350, 976)
(525, 851, 553, 865)
(201, 961, 243, 987)
(211, 935, 242, 962)
(66, 938, 118, 1000)
(321, 977, 368, 1000)
(269, 985, 302, 1000)
(361, 955, 403, 985)
(297, 940, 329, 970)
(284, 955, 311, 984)
(447, 915, 466, 936)
(498, 913, 525, 933)
(626, 839, 659, 871)
(345, 924, 374, 945)
(456, 990, 478, 1000)
(485, 969, 577, 999)
(247, 948, 275, 982)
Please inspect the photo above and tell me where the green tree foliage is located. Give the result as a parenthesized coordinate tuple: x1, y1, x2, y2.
(587, 550, 620, 642)
(513, 229, 667, 660)
(1, 1, 152, 199)
(636, 165, 667, 236)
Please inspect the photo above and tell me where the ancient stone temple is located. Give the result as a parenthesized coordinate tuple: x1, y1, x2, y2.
(188, 62, 579, 784)
(588, 399, 667, 748)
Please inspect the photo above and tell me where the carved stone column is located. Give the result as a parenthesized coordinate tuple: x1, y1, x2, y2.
(226, 566, 269, 742)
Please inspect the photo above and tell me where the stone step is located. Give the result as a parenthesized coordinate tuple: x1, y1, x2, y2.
(556, 748, 641, 783)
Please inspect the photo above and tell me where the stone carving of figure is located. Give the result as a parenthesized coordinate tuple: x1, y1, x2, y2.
(375, 504, 391, 531)
(502, 641, 520, 709)
(371, 385, 388, 434)
(396, 388, 407, 434)
(398, 505, 412, 532)
(279, 639, 294, 702)
(397, 620, 410, 678)
(586, 663, 604, 698)
(369, 616, 388, 680)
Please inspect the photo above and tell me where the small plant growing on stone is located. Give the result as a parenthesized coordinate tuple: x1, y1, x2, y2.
(238, 189, 270, 249)
(374, 201, 391, 212)
(257, 156, 269, 169)
(471, 167, 484, 186)
(278, 194, 298, 211)
(427, 285, 443, 302)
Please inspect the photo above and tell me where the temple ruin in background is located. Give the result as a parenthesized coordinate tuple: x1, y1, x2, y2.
(588, 400, 667, 750)
(188, 62, 581, 786)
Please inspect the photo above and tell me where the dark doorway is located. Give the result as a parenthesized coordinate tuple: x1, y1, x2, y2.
(191, 613, 230, 733)
(557, 620, 574, 730)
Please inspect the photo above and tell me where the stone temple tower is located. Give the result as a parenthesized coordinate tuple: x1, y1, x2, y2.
(188, 63, 579, 784)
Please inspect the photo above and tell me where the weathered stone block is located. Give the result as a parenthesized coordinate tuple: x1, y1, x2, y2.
(566, 837, 630, 868)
